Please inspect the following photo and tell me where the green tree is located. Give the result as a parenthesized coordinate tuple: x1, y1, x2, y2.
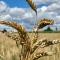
(44, 26, 53, 32)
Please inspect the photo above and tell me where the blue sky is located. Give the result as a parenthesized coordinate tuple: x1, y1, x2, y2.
(0, 0, 29, 8)
(0, 0, 60, 31)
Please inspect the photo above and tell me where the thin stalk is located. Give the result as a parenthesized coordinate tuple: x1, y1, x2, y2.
(33, 11, 38, 43)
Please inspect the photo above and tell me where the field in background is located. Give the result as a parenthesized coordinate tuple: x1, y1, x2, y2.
(28, 32, 60, 40)
(28, 32, 60, 60)
(0, 32, 60, 60)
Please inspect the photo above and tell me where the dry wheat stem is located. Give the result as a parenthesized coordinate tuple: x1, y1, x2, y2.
(31, 39, 60, 54)
(0, 21, 31, 60)
(0, 21, 60, 60)
(33, 51, 54, 60)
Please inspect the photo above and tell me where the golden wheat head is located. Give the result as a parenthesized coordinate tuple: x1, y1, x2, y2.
(37, 19, 54, 29)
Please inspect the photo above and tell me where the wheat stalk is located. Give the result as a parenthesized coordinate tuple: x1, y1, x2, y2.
(0, 20, 60, 60)
(0, 21, 31, 60)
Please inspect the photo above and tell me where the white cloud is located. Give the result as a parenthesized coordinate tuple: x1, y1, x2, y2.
(23, 12, 33, 19)
(40, 6, 47, 12)
(47, 3, 60, 12)
(0, 0, 60, 30)
(9, 7, 25, 18)
(33, 0, 58, 5)
(0, 1, 7, 12)
(0, 1, 35, 30)
(0, 14, 12, 20)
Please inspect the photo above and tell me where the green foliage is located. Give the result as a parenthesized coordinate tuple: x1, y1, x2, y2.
(44, 26, 53, 32)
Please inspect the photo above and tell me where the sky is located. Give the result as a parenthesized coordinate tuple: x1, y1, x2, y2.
(0, 0, 29, 8)
(0, 0, 60, 31)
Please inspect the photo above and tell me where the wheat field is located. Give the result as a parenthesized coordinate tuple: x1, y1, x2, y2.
(0, 32, 20, 60)
(28, 33, 60, 40)
(28, 32, 60, 60)
(0, 32, 60, 60)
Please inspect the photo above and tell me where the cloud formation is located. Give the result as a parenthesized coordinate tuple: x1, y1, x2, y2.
(0, 0, 60, 31)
